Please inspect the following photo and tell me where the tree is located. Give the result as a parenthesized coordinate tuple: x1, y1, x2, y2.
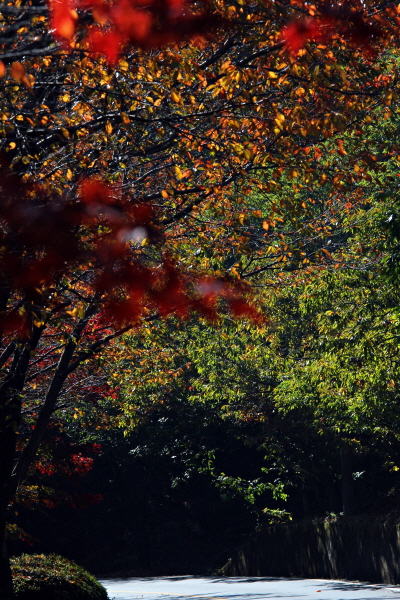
(107, 79, 400, 522)
(2, 0, 400, 597)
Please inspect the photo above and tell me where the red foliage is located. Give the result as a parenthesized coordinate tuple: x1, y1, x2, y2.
(34, 441, 102, 479)
(70, 454, 95, 475)
(85, 29, 121, 65)
(48, 0, 222, 63)
(36, 463, 57, 476)
(42, 499, 56, 509)
(49, 0, 386, 63)
(282, 2, 385, 57)
(227, 298, 264, 323)
(282, 19, 322, 54)
(79, 177, 115, 206)
(0, 162, 258, 344)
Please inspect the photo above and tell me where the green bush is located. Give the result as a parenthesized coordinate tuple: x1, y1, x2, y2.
(11, 554, 108, 600)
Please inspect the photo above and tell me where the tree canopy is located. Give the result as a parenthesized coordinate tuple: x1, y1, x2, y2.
(3, 0, 400, 596)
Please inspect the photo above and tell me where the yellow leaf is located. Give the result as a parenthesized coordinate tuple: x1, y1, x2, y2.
(66, 168, 73, 180)
(105, 121, 112, 135)
(66, 306, 85, 318)
(120, 112, 130, 124)
(174, 165, 183, 180)
(171, 90, 182, 104)
(61, 128, 70, 139)
(161, 190, 169, 198)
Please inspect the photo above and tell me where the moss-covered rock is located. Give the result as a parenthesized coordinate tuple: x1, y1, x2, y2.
(11, 553, 108, 600)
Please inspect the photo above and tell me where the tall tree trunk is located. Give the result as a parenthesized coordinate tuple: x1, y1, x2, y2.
(0, 325, 47, 600)
(0, 422, 18, 600)
(340, 443, 354, 517)
(0, 517, 14, 600)
(0, 388, 22, 600)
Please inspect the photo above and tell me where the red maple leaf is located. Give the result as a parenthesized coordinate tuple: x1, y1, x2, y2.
(282, 19, 322, 54)
(49, 0, 78, 41)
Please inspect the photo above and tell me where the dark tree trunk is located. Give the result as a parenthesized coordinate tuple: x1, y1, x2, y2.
(0, 387, 22, 600)
(0, 518, 14, 600)
(340, 443, 354, 517)
(0, 325, 49, 600)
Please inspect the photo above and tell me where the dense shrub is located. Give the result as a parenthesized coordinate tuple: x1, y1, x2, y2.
(11, 554, 108, 600)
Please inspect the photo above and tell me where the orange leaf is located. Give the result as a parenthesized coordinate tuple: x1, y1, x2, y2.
(314, 147, 322, 161)
(321, 248, 332, 259)
(337, 139, 347, 156)
(91, 1, 110, 25)
(9, 63, 33, 90)
(10, 62, 26, 83)
(50, 0, 77, 41)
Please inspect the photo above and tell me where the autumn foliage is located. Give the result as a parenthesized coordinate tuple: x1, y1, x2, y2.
(1, 0, 400, 597)
(50, 0, 220, 63)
